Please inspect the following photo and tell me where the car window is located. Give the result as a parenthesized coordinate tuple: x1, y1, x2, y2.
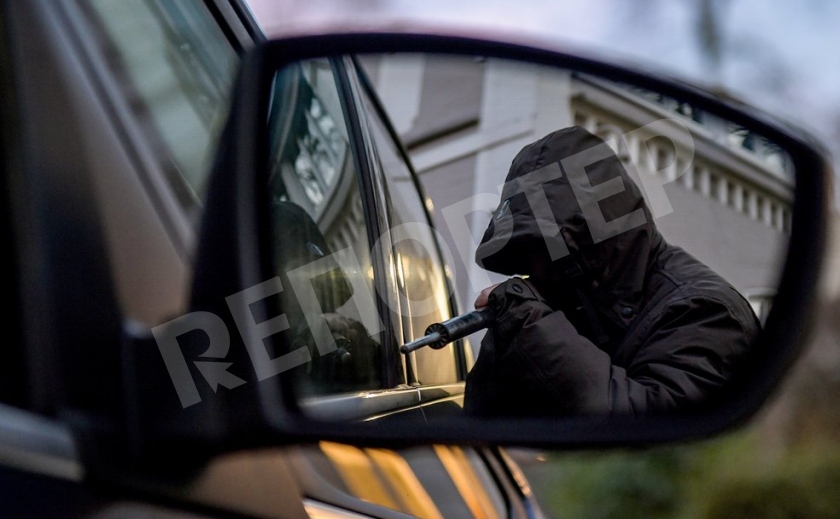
(267, 60, 385, 396)
(80, 0, 238, 210)
(353, 65, 461, 386)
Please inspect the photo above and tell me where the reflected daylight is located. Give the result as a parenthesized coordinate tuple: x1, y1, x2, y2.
(265, 54, 793, 421)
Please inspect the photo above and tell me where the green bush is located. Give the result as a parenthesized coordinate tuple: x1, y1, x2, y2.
(533, 434, 840, 519)
(698, 447, 840, 519)
(538, 448, 684, 519)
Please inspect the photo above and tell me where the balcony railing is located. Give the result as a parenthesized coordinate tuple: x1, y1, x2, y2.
(572, 75, 793, 235)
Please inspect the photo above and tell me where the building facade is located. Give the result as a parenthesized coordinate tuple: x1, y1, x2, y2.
(364, 55, 793, 324)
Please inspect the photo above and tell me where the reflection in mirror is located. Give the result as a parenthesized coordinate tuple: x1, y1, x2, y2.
(266, 59, 390, 397)
(266, 54, 793, 421)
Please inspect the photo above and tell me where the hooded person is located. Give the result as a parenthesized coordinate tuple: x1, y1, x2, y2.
(464, 126, 760, 417)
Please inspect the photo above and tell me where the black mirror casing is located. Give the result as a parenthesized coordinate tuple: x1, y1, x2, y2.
(112, 47, 281, 473)
(119, 33, 830, 466)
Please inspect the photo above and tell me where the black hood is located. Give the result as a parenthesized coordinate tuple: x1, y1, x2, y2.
(475, 126, 663, 313)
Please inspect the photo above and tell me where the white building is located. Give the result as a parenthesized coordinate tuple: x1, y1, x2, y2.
(364, 55, 793, 322)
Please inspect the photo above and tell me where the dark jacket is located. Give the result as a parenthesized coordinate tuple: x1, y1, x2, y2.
(464, 126, 760, 417)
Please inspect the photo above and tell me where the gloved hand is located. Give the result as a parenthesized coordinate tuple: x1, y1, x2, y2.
(480, 277, 554, 351)
(465, 277, 556, 416)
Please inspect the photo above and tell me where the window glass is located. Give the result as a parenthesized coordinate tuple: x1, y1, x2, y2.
(82, 0, 238, 208)
(268, 61, 384, 396)
(356, 70, 460, 386)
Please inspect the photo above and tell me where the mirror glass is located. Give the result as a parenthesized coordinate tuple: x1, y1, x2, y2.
(263, 54, 793, 421)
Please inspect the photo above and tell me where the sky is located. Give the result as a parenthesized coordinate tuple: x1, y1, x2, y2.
(245, 0, 840, 190)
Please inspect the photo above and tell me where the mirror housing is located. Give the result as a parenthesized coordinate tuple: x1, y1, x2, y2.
(118, 32, 830, 467)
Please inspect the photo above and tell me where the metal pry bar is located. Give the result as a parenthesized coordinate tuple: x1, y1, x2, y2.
(400, 332, 444, 354)
(399, 307, 495, 354)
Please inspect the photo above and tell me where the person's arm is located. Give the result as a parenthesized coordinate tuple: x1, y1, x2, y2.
(479, 279, 611, 414)
(471, 279, 755, 416)
(606, 295, 756, 415)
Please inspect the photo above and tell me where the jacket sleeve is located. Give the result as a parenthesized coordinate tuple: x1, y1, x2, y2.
(607, 294, 756, 416)
(472, 280, 756, 416)
(466, 278, 613, 415)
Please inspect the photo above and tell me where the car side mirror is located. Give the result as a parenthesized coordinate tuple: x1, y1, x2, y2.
(120, 33, 830, 466)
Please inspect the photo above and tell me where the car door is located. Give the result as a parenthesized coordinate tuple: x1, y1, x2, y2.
(267, 54, 469, 420)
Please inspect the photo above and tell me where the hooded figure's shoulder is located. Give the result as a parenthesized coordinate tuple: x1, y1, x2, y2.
(646, 240, 761, 332)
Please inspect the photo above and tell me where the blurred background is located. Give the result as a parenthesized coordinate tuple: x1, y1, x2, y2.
(248, 1, 840, 517)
